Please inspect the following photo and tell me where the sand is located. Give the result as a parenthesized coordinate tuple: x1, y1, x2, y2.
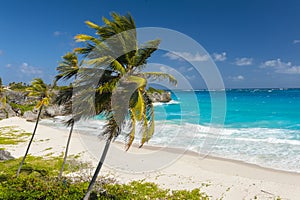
(1, 117, 300, 199)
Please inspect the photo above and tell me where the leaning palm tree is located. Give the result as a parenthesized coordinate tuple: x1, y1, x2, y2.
(16, 78, 51, 177)
(60, 13, 177, 199)
(55, 52, 79, 179)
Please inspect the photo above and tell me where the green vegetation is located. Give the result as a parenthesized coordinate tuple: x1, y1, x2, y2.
(147, 86, 165, 94)
(8, 82, 28, 91)
(0, 156, 208, 199)
(101, 181, 207, 200)
(0, 126, 31, 145)
(9, 102, 35, 115)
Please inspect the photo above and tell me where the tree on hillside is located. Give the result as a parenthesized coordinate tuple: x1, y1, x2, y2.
(59, 13, 177, 199)
(16, 78, 51, 177)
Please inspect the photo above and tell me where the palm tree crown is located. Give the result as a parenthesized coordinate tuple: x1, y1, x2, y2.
(26, 78, 50, 108)
(73, 12, 177, 148)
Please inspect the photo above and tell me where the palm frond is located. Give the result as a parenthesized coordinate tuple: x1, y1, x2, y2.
(142, 72, 177, 86)
(126, 75, 147, 88)
(139, 92, 154, 148)
(55, 86, 73, 105)
(102, 116, 120, 140)
(27, 78, 48, 97)
(134, 89, 145, 121)
(134, 39, 160, 67)
(125, 109, 136, 151)
(27, 78, 51, 108)
(56, 52, 79, 82)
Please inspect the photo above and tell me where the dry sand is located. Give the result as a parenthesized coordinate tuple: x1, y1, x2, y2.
(1, 117, 300, 199)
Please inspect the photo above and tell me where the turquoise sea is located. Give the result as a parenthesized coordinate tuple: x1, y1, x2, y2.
(151, 88, 300, 172)
(41, 88, 300, 173)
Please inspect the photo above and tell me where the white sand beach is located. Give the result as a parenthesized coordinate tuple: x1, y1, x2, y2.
(1, 117, 300, 199)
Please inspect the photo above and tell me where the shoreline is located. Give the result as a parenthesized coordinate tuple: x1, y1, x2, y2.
(45, 116, 300, 175)
(122, 141, 300, 176)
(1, 117, 300, 199)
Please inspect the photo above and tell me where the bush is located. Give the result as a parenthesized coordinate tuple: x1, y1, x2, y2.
(9, 102, 35, 115)
(0, 156, 209, 199)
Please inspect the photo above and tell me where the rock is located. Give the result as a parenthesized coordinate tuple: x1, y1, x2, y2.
(5, 104, 16, 118)
(148, 91, 172, 103)
(5, 90, 37, 105)
(0, 103, 16, 119)
(0, 150, 14, 160)
(23, 110, 38, 122)
(0, 110, 6, 119)
(44, 105, 65, 117)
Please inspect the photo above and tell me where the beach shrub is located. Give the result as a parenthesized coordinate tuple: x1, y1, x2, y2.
(99, 181, 208, 200)
(0, 156, 209, 199)
(0, 175, 88, 200)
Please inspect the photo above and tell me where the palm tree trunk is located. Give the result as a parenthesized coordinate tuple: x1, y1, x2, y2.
(83, 138, 111, 200)
(16, 105, 43, 177)
(58, 119, 74, 179)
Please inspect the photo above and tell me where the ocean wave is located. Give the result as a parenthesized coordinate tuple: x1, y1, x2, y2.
(40, 118, 300, 173)
(153, 100, 180, 106)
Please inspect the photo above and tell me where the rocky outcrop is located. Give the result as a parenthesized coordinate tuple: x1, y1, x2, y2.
(44, 105, 65, 117)
(148, 91, 172, 103)
(0, 103, 16, 119)
(1, 88, 172, 120)
(0, 150, 14, 161)
(23, 110, 38, 122)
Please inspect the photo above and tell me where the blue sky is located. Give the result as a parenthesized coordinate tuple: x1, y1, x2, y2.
(0, 0, 300, 88)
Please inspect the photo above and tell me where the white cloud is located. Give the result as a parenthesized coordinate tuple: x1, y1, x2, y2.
(20, 62, 43, 76)
(159, 66, 167, 72)
(187, 67, 193, 71)
(234, 57, 253, 66)
(6, 64, 12, 68)
(53, 31, 64, 36)
(261, 58, 300, 74)
(213, 52, 227, 62)
(236, 75, 244, 80)
(164, 51, 210, 62)
(229, 75, 245, 81)
(186, 74, 196, 80)
(0, 50, 3, 55)
(293, 40, 300, 44)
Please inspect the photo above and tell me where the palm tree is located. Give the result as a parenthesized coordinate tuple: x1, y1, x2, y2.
(59, 13, 177, 199)
(16, 78, 50, 177)
(55, 52, 79, 179)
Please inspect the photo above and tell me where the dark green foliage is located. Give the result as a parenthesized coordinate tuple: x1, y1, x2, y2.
(0, 175, 88, 200)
